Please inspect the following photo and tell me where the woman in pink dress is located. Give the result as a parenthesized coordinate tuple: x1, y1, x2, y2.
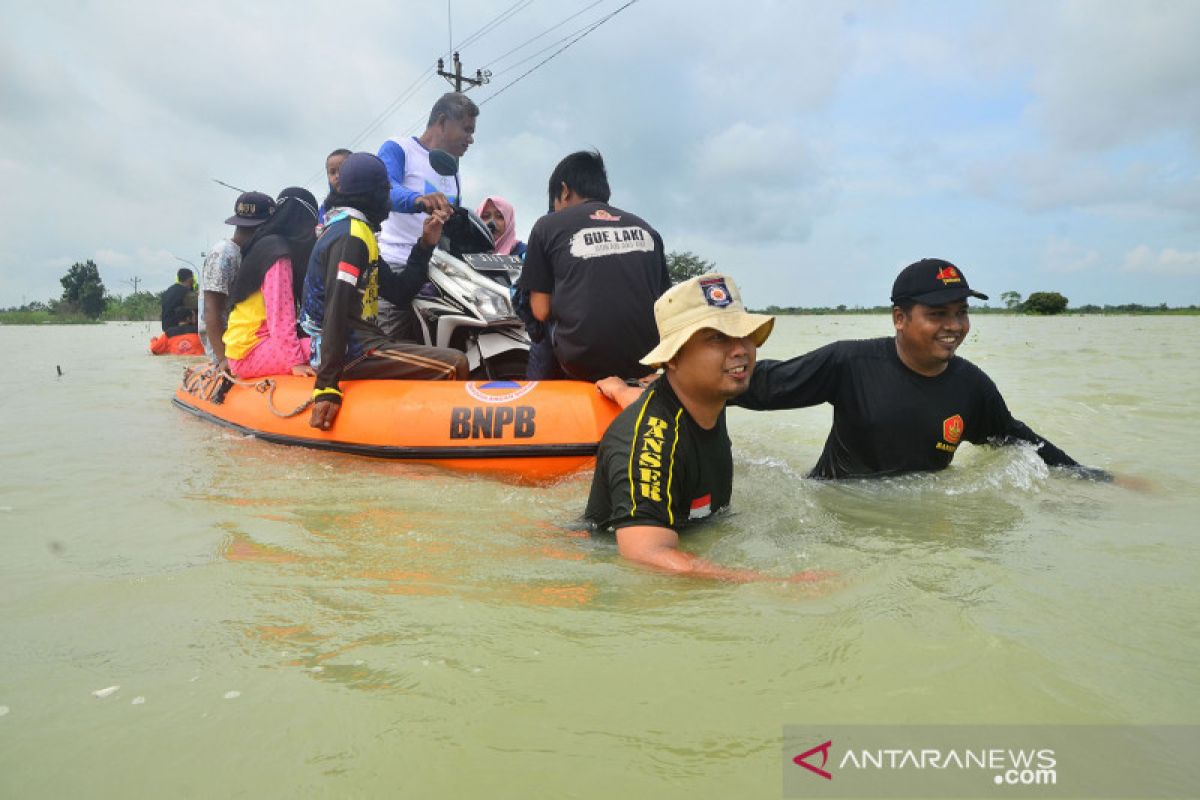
(223, 188, 318, 378)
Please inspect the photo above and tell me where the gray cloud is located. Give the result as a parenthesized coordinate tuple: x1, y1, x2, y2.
(2, 0, 1198, 310)
(1022, 0, 1200, 151)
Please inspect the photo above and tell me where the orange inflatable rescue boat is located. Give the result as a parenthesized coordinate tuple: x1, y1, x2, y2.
(150, 332, 204, 355)
(173, 368, 620, 482)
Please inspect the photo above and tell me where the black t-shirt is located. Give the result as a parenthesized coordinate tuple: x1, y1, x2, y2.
(736, 337, 1096, 479)
(585, 376, 733, 531)
(519, 200, 670, 381)
(160, 282, 191, 332)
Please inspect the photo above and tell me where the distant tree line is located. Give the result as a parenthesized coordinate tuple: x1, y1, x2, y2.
(1, 259, 165, 323)
(3, 257, 1198, 324)
(756, 289, 1197, 315)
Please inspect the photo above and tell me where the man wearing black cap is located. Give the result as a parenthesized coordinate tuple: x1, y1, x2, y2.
(736, 258, 1110, 480)
(200, 191, 275, 364)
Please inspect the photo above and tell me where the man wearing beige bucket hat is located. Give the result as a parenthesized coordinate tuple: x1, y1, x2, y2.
(584, 274, 827, 581)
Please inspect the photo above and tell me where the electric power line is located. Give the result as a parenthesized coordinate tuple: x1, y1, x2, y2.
(488, 15, 606, 78)
(479, 0, 639, 106)
(337, 0, 534, 157)
(447, 0, 535, 57)
(480, 0, 607, 72)
(347, 70, 437, 150)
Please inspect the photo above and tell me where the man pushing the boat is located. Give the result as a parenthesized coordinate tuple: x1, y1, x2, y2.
(300, 152, 468, 431)
(736, 258, 1142, 485)
(584, 274, 827, 582)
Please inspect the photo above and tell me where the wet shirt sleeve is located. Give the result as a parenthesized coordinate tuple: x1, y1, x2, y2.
(735, 341, 846, 410)
(970, 372, 1110, 479)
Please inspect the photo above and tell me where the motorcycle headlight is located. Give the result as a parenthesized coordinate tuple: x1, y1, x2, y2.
(473, 286, 515, 321)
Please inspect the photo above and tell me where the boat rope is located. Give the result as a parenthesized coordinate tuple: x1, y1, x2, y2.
(182, 365, 313, 419)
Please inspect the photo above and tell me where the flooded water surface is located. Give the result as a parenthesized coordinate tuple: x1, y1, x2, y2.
(1, 316, 1198, 797)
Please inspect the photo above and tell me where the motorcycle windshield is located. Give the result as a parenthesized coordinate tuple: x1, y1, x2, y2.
(441, 208, 495, 258)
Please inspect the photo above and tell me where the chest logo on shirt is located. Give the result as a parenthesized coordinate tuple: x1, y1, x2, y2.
(689, 494, 712, 520)
(569, 226, 654, 259)
(942, 414, 964, 446)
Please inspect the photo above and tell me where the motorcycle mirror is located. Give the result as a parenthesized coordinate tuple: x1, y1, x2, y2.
(429, 149, 459, 177)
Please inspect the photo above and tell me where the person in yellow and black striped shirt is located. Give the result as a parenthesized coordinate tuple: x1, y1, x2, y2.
(584, 274, 827, 583)
(298, 152, 468, 431)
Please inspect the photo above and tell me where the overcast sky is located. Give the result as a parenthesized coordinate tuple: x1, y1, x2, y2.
(2, 0, 1198, 309)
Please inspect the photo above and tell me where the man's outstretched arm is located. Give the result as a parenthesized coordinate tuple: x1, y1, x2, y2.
(615, 525, 827, 583)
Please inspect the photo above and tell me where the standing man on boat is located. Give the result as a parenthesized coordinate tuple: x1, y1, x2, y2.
(735, 258, 1116, 481)
(519, 150, 671, 381)
(199, 191, 275, 365)
(375, 92, 479, 342)
(300, 153, 468, 432)
(585, 274, 823, 582)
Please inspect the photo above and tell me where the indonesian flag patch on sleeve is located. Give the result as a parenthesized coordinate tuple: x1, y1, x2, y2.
(336, 261, 361, 286)
(689, 494, 712, 520)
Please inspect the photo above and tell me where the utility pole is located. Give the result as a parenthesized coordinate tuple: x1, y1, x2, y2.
(124, 276, 142, 294)
(437, 52, 490, 92)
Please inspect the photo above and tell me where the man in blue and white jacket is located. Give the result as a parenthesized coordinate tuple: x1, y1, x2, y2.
(374, 92, 479, 342)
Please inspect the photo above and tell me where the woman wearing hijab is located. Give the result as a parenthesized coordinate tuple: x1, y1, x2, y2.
(476, 195, 526, 258)
(476, 195, 558, 378)
(223, 187, 319, 379)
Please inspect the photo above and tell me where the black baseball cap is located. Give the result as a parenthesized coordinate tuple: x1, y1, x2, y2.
(890, 258, 989, 306)
(225, 191, 276, 226)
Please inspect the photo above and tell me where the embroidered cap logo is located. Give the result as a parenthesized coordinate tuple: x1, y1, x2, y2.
(700, 276, 732, 308)
(935, 265, 962, 285)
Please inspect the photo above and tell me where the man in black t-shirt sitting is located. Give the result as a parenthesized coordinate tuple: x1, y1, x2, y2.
(586, 274, 829, 582)
(160, 268, 196, 332)
(518, 150, 671, 381)
(737, 259, 1117, 481)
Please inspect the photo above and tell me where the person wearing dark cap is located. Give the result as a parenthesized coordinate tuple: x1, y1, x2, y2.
(735, 258, 1112, 481)
(200, 190, 276, 365)
(299, 152, 468, 432)
(222, 188, 320, 379)
(584, 274, 829, 582)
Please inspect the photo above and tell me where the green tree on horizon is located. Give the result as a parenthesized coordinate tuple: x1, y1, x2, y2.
(1023, 291, 1069, 315)
(666, 251, 715, 284)
(59, 259, 107, 319)
(1000, 290, 1022, 310)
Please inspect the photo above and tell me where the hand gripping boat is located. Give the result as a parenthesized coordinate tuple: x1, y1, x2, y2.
(173, 367, 620, 482)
